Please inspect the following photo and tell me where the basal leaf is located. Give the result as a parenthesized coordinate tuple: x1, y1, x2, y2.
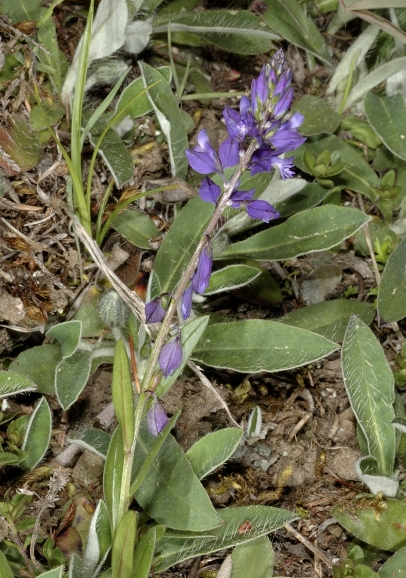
(186, 428, 243, 479)
(279, 300, 374, 341)
(291, 95, 340, 136)
(47, 320, 82, 358)
(231, 536, 274, 578)
(9, 344, 61, 394)
(139, 62, 188, 178)
(152, 10, 279, 55)
(365, 92, 406, 161)
(153, 505, 297, 572)
(0, 371, 37, 397)
(192, 320, 338, 372)
(260, 0, 332, 67)
(218, 205, 369, 260)
(342, 316, 396, 477)
(19, 397, 52, 470)
(55, 350, 92, 410)
(378, 237, 406, 323)
(89, 127, 134, 188)
(206, 264, 261, 295)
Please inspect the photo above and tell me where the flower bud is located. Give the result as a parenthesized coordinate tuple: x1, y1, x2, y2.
(98, 290, 129, 328)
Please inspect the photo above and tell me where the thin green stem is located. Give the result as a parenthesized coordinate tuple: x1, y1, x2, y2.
(167, 25, 181, 98)
(181, 91, 245, 101)
(141, 139, 258, 391)
(178, 56, 192, 98)
(95, 179, 115, 244)
(70, 0, 94, 235)
(117, 391, 148, 522)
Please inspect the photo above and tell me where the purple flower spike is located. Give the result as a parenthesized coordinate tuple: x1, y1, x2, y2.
(199, 177, 221, 205)
(147, 395, 169, 436)
(145, 297, 167, 323)
(246, 200, 280, 222)
(159, 334, 182, 377)
(185, 129, 221, 175)
(181, 283, 193, 320)
(192, 239, 213, 294)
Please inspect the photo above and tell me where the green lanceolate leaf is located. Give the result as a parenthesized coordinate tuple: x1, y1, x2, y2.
(333, 497, 406, 552)
(218, 205, 370, 261)
(151, 197, 214, 299)
(112, 210, 160, 250)
(291, 95, 340, 136)
(104, 426, 125, 531)
(205, 264, 261, 295)
(260, 0, 332, 67)
(47, 320, 82, 358)
(342, 316, 396, 477)
(19, 397, 52, 470)
(192, 320, 338, 372)
(112, 340, 134, 452)
(153, 505, 298, 572)
(186, 428, 243, 480)
(231, 536, 274, 578)
(111, 510, 137, 578)
(133, 421, 221, 531)
(139, 62, 188, 179)
(365, 92, 406, 161)
(295, 135, 379, 199)
(152, 10, 278, 55)
(133, 526, 156, 578)
(272, 182, 330, 218)
(156, 316, 210, 397)
(378, 237, 406, 323)
(279, 300, 374, 342)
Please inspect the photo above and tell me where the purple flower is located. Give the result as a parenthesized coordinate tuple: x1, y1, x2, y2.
(192, 239, 213, 294)
(159, 333, 182, 377)
(229, 189, 279, 223)
(199, 177, 221, 205)
(145, 296, 167, 323)
(246, 200, 279, 222)
(223, 96, 258, 141)
(185, 129, 239, 176)
(147, 394, 169, 436)
(266, 112, 306, 152)
(250, 146, 296, 179)
(181, 283, 193, 320)
(273, 87, 293, 120)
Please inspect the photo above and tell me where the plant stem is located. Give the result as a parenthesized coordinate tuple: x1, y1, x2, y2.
(141, 139, 257, 391)
(117, 391, 148, 522)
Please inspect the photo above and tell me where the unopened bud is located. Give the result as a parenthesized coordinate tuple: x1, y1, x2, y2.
(98, 290, 129, 328)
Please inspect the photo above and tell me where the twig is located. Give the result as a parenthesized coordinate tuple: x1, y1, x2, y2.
(284, 523, 333, 569)
(69, 214, 146, 323)
(0, 217, 61, 256)
(187, 360, 240, 428)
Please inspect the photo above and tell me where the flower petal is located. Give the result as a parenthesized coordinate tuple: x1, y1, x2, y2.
(159, 336, 182, 377)
(199, 177, 221, 204)
(145, 298, 166, 323)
